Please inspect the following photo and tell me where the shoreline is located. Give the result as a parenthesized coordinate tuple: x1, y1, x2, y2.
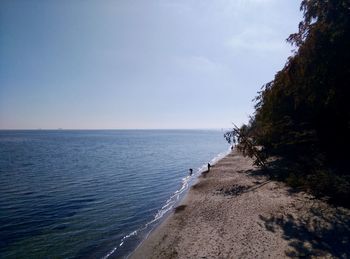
(104, 148, 231, 259)
(130, 150, 350, 258)
(125, 149, 231, 258)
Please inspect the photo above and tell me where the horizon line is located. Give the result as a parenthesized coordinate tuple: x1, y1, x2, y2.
(0, 128, 230, 131)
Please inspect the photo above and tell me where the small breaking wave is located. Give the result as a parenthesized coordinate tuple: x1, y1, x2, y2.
(102, 148, 231, 259)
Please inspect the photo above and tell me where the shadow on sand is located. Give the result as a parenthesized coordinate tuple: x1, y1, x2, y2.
(239, 161, 350, 258)
(259, 200, 350, 258)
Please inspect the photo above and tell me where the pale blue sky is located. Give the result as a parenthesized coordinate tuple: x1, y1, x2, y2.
(0, 0, 301, 129)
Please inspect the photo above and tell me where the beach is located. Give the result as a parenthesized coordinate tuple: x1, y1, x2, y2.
(130, 150, 350, 258)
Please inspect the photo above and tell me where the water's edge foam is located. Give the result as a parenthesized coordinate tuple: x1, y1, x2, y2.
(103, 148, 232, 259)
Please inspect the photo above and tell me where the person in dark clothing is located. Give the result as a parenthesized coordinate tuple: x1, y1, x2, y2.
(207, 163, 211, 171)
(189, 168, 193, 176)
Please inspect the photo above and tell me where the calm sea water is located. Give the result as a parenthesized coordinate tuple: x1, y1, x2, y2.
(0, 130, 229, 259)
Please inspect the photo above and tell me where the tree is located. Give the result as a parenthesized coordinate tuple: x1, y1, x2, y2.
(227, 0, 350, 206)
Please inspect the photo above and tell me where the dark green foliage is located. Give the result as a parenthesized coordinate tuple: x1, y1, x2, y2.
(227, 0, 350, 207)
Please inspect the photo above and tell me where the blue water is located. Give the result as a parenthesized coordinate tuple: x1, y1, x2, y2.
(0, 130, 229, 258)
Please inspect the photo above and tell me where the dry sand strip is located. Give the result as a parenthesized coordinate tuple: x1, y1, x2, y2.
(130, 151, 350, 259)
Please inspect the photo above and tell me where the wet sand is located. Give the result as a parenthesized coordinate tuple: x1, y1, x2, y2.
(130, 151, 350, 258)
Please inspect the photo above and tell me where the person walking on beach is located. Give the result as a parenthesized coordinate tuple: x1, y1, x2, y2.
(207, 163, 211, 172)
(189, 168, 193, 176)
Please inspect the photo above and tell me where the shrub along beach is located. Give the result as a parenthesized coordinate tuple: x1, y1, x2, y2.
(224, 0, 350, 208)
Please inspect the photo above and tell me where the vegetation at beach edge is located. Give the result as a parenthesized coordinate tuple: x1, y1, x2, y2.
(226, 0, 350, 207)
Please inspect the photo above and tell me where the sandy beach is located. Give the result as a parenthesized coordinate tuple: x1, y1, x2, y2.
(130, 151, 350, 258)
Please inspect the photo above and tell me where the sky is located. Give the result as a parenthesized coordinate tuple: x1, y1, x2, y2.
(0, 0, 302, 129)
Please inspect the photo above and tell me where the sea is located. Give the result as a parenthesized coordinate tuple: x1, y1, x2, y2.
(0, 130, 230, 258)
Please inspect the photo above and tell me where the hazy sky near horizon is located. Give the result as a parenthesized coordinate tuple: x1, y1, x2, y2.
(1, 0, 301, 129)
